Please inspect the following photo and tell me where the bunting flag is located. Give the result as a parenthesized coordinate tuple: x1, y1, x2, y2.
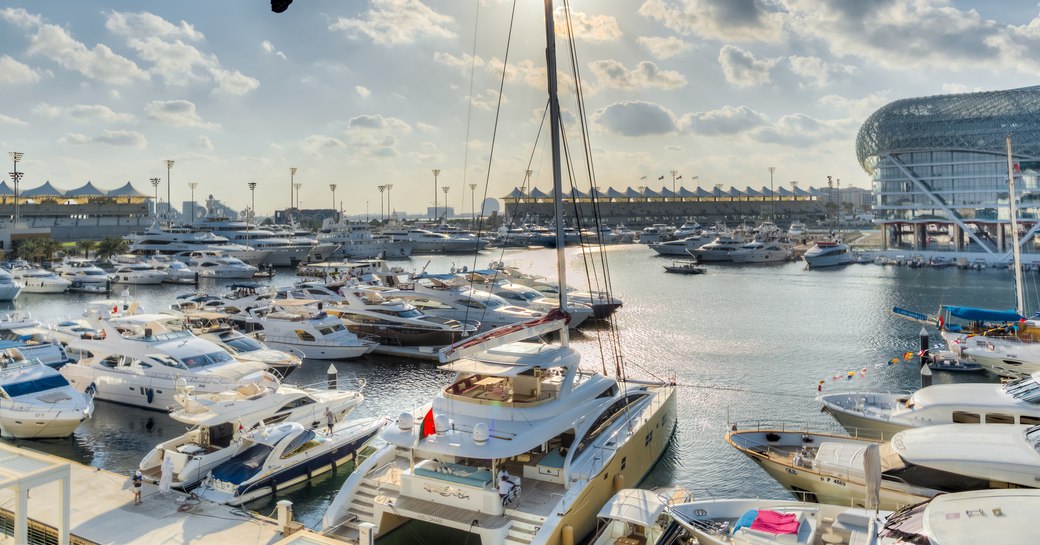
(676, 175, 682, 180)
(640, 175, 647, 180)
(658, 175, 665, 180)
(902, 352, 914, 360)
(818, 352, 925, 392)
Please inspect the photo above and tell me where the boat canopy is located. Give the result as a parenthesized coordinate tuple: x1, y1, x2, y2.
(596, 488, 669, 528)
(941, 306, 1023, 322)
(439, 359, 537, 377)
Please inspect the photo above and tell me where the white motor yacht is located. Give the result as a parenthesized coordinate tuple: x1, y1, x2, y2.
(196, 417, 386, 506)
(727, 423, 1040, 510)
(195, 217, 328, 267)
(803, 240, 853, 268)
(54, 258, 110, 288)
(318, 220, 413, 259)
(139, 379, 364, 489)
(188, 252, 259, 279)
(146, 256, 198, 284)
(730, 239, 793, 263)
(384, 228, 489, 254)
(59, 316, 276, 410)
(10, 265, 70, 293)
(690, 236, 746, 262)
(672, 221, 702, 239)
(788, 221, 807, 236)
(0, 268, 21, 301)
(0, 348, 93, 438)
(487, 264, 624, 320)
(670, 489, 1040, 545)
(109, 263, 167, 285)
(820, 372, 1040, 440)
(648, 235, 712, 256)
(125, 224, 272, 266)
(241, 300, 377, 360)
(397, 278, 544, 332)
(461, 272, 593, 328)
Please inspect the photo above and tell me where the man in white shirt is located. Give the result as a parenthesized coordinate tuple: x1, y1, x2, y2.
(498, 475, 515, 506)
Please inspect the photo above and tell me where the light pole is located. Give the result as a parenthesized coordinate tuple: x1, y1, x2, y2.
(289, 167, 297, 214)
(329, 184, 338, 223)
(293, 182, 302, 210)
(670, 169, 679, 194)
(150, 177, 161, 221)
(377, 185, 387, 223)
(366, 200, 369, 222)
(187, 182, 198, 225)
(432, 169, 441, 221)
(165, 159, 174, 225)
(247, 182, 257, 249)
(8, 152, 23, 226)
(385, 184, 394, 222)
(469, 183, 477, 228)
(768, 166, 775, 218)
(441, 186, 450, 220)
(524, 169, 533, 204)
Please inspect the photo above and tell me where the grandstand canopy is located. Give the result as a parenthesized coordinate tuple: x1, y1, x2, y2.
(659, 186, 677, 198)
(793, 186, 812, 197)
(589, 187, 607, 199)
(744, 186, 763, 197)
(66, 181, 106, 197)
(623, 187, 641, 198)
(107, 182, 149, 198)
(726, 186, 745, 198)
(567, 187, 587, 199)
(760, 186, 776, 198)
(504, 187, 525, 200)
(21, 181, 65, 198)
(710, 187, 724, 198)
(677, 187, 696, 198)
(776, 186, 794, 197)
(529, 187, 552, 200)
(606, 187, 626, 199)
(694, 187, 712, 198)
(0, 182, 13, 196)
(642, 187, 662, 198)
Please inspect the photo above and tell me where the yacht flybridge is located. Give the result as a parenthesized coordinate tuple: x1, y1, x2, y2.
(322, 317, 677, 544)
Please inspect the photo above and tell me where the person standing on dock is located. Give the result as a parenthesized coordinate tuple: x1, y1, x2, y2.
(159, 451, 174, 495)
(132, 470, 143, 505)
(325, 407, 335, 435)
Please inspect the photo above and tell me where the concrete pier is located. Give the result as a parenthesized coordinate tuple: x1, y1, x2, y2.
(0, 445, 307, 545)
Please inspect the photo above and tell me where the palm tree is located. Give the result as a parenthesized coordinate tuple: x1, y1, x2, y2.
(76, 239, 97, 258)
(39, 239, 62, 265)
(14, 239, 41, 263)
(95, 237, 129, 260)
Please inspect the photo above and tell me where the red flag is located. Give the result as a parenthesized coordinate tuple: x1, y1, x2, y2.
(1014, 162, 1021, 173)
(419, 408, 435, 439)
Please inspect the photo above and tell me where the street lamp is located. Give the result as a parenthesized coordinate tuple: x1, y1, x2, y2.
(165, 159, 175, 225)
(670, 169, 679, 194)
(187, 182, 198, 225)
(150, 177, 161, 221)
(432, 169, 441, 221)
(293, 182, 302, 210)
(329, 184, 338, 223)
(247, 182, 257, 248)
(441, 186, 450, 220)
(289, 167, 297, 214)
(377, 184, 387, 222)
(469, 183, 477, 227)
(524, 169, 533, 204)
(385, 184, 394, 222)
(8, 152, 23, 226)
(768, 166, 776, 218)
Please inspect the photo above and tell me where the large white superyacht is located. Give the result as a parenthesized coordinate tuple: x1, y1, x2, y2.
(195, 217, 332, 266)
(124, 224, 271, 266)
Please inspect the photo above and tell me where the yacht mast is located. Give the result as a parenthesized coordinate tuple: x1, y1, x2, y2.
(543, 0, 570, 334)
(1006, 135, 1025, 315)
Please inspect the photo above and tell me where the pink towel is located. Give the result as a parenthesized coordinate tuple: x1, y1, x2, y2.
(749, 510, 800, 535)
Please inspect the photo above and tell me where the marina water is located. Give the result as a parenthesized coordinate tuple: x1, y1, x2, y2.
(3, 244, 1017, 533)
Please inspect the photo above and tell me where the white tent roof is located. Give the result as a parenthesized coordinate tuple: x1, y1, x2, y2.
(20, 181, 65, 198)
(107, 182, 149, 198)
(66, 181, 107, 197)
(0, 182, 13, 196)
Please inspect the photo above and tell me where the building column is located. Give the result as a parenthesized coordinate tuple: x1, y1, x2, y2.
(954, 224, 964, 252)
(881, 223, 889, 251)
(14, 486, 27, 545)
(915, 224, 926, 250)
(59, 475, 70, 545)
(998, 224, 1006, 253)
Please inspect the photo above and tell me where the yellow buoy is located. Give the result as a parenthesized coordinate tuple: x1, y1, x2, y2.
(613, 473, 625, 493)
(561, 525, 574, 545)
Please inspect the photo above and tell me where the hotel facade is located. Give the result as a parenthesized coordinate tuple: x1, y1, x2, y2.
(858, 85, 1040, 259)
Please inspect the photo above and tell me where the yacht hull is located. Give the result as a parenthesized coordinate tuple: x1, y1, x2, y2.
(263, 339, 373, 360)
(0, 407, 91, 439)
(18, 280, 69, 293)
(820, 405, 911, 441)
(345, 325, 468, 347)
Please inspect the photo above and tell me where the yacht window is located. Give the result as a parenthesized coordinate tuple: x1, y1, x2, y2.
(573, 393, 647, 460)
(280, 397, 315, 410)
(149, 354, 183, 369)
(883, 462, 993, 493)
(280, 430, 321, 459)
(1026, 425, 1040, 453)
(318, 327, 336, 336)
(2, 375, 70, 397)
(985, 413, 1015, 424)
(1021, 416, 1040, 426)
(224, 336, 264, 353)
(952, 411, 980, 424)
(295, 330, 316, 342)
(101, 356, 119, 368)
(456, 299, 484, 309)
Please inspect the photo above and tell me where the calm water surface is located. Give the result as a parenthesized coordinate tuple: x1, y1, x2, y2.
(4, 245, 1023, 531)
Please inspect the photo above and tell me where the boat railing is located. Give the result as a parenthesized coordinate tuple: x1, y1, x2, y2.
(730, 419, 881, 441)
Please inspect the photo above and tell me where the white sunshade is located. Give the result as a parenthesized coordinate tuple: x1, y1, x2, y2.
(438, 358, 536, 377)
(596, 489, 668, 527)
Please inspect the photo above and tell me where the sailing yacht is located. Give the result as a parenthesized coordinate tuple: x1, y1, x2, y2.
(322, 4, 676, 544)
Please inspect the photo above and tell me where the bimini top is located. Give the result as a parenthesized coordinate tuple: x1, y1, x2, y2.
(596, 489, 670, 528)
(942, 305, 1023, 322)
(856, 85, 1040, 174)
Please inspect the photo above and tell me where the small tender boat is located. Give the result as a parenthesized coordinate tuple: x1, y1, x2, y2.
(663, 261, 705, 274)
(588, 488, 691, 545)
(196, 416, 386, 505)
(0, 348, 94, 438)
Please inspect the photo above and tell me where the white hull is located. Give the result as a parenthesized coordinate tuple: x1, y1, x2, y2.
(730, 251, 792, 263)
(196, 269, 256, 279)
(111, 273, 166, 285)
(804, 253, 854, 268)
(60, 366, 263, 411)
(649, 243, 700, 256)
(19, 282, 69, 293)
(259, 246, 312, 267)
(263, 339, 372, 360)
(0, 285, 22, 301)
(0, 406, 91, 438)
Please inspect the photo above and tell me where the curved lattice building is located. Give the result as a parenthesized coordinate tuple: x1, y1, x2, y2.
(858, 85, 1040, 257)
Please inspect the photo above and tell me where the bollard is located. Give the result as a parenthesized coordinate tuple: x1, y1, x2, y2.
(276, 499, 293, 535)
(327, 364, 338, 390)
(919, 327, 929, 367)
(612, 473, 625, 494)
(359, 522, 377, 545)
(921, 364, 933, 388)
(561, 525, 574, 545)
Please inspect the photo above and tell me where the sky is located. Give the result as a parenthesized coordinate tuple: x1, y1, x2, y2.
(1, 0, 1040, 217)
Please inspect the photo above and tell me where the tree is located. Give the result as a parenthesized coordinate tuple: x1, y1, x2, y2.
(825, 202, 838, 219)
(95, 237, 129, 260)
(841, 202, 854, 216)
(76, 239, 97, 258)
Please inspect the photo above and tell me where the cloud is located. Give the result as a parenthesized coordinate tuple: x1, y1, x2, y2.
(61, 129, 147, 147)
(299, 135, 347, 157)
(348, 114, 411, 132)
(68, 104, 136, 123)
(638, 0, 784, 42)
(31, 103, 61, 118)
(718, 45, 776, 87)
(433, 51, 484, 71)
(124, 36, 259, 95)
(467, 88, 505, 111)
(356, 85, 371, 98)
(0, 9, 149, 85)
(555, 9, 622, 43)
(588, 59, 686, 90)
(750, 113, 845, 146)
(593, 101, 678, 137)
(145, 100, 220, 129)
(105, 11, 203, 41)
(786, 55, 853, 88)
(194, 135, 214, 150)
(261, 40, 286, 60)
(0, 55, 44, 84)
(330, 0, 455, 45)
(679, 105, 770, 135)
(637, 36, 692, 59)
(0, 113, 28, 126)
